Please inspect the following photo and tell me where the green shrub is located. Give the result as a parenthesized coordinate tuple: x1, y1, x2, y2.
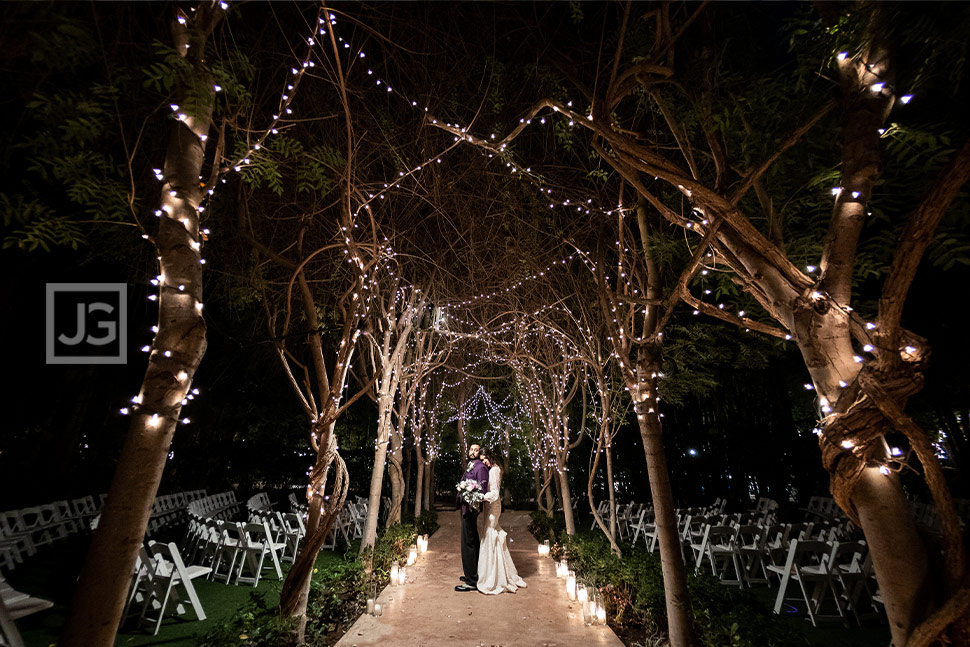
(197, 592, 295, 647)
(199, 522, 417, 646)
(401, 508, 440, 537)
(528, 510, 565, 542)
(538, 530, 805, 647)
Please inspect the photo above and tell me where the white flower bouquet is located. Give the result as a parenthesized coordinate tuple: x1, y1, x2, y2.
(456, 479, 484, 511)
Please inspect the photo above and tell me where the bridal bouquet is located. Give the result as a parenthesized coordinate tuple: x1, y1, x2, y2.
(456, 479, 485, 511)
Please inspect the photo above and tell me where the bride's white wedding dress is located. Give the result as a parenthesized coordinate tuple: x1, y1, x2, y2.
(477, 465, 527, 594)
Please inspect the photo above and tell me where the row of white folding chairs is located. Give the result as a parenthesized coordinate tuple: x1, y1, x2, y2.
(247, 510, 306, 563)
(183, 517, 286, 587)
(910, 498, 970, 532)
(802, 496, 844, 522)
(147, 490, 207, 535)
(686, 520, 857, 586)
(323, 501, 366, 549)
(122, 541, 210, 636)
(246, 492, 272, 515)
(748, 497, 779, 515)
(186, 491, 240, 520)
(0, 497, 102, 571)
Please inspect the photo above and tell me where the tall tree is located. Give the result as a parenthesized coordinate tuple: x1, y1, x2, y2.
(61, 4, 223, 645)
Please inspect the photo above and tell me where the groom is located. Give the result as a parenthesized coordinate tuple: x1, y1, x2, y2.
(455, 443, 489, 592)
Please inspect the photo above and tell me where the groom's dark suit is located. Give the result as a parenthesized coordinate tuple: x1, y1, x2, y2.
(457, 458, 489, 587)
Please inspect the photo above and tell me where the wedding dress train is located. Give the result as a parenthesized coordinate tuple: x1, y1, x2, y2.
(477, 465, 527, 594)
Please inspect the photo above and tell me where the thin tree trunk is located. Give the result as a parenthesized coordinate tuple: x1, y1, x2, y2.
(588, 421, 622, 555)
(60, 8, 218, 646)
(634, 359, 697, 647)
(543, 465, 556, 515)
(414, 445, 425, 517)
(556, 460, 576, 535)
(403, 434, 412, 515)
(387, 427, 404, 526)
(606, 437, 617, 539)
(423, 458, 434, 511)
(362, 435, 389, 563)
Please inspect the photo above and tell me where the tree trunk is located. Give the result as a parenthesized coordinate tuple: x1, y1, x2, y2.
(423, 458, 434, 511)
(606, 437, 617, 539)
(588, 422, 622, 556)
(414, 448, 425, 517)
(556, 460, 576, 535)
(403, 435, 412, 515)
(59, 8, 218, 646)
(387, 428, 404, 526)
(361, 431, 389, 561)
(634, 348, 698, 647)
(543, 464, 556, 515)
(279, 434, 348, 640)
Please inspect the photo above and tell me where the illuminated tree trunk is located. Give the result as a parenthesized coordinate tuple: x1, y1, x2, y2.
(555, 456, 576, 534)
(413, 449, 425, 517)
(606, 438, 617, 538)
(387, 423, 404, 526)
(59, 7, 220, 646)
(361, 391, 394, 559)
(423, 458, 434, 510)
(588, 417, 622, 556)
(632, 346, 697, 647)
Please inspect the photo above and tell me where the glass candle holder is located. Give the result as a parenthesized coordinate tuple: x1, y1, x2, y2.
(566, 571, 577, 600)
(390, 561, 400, 586)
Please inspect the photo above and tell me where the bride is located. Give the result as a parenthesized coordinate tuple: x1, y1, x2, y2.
(476, 447, 527, 594)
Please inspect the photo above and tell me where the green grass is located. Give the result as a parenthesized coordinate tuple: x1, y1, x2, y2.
(8, 531, 352, 647)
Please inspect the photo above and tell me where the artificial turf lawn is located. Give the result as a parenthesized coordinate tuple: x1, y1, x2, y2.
(8, 531, 348, 647)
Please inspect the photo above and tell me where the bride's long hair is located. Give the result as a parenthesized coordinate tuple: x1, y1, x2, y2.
(481, 446, 502, 472)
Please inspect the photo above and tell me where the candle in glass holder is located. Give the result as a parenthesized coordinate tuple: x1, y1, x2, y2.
(596, 596, 607, 625)
(418, 535, 429, 553)
(577, 583, 588, 603)
(374, 602, 382, 616)
(566, 571, 577, 600)
(390, 561, 400, 585)
(582, 597, 593, 625)
(366, 598, 375, 614)
(408, 544, 418, 566)
(556, 560, 568, 578)
(398, 564, 407, 585)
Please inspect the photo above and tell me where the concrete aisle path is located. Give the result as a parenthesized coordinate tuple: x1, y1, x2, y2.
(336, 509, 625, 647)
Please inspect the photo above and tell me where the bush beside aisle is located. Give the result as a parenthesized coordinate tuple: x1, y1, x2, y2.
(199, 510, 438, 647)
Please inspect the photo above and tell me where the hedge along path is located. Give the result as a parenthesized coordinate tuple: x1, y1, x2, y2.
(335, 509, 625, 647)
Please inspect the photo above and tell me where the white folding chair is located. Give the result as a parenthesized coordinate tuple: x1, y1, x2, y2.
(210, 522, 244, 583)
(281, 513, 305, 563)
(0, 595, 26, 647)
(0, 514, 35, 564)
(139, 542, 210, 634)
(235, 522, 284, 586)
(736, 524, 769, 586)
(590, 500, 609, 530)
(829, 540, 879, 625)
(0, 570, 53, 621)
(767, 539, 845, 626)
(695, 525, 743, 585)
